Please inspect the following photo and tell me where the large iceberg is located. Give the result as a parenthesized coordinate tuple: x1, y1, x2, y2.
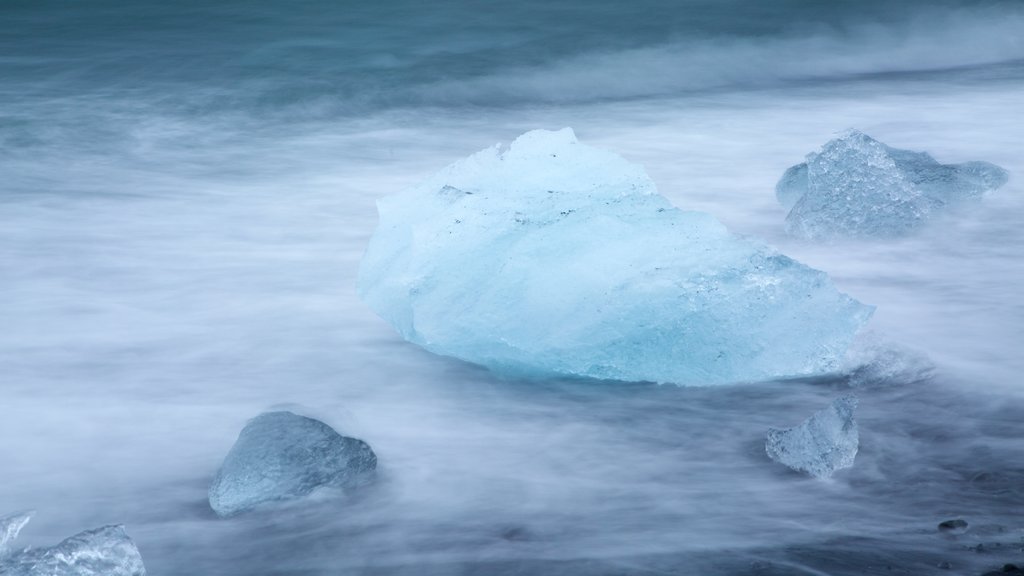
(778, 130, 1008, 239)
(0, 511, 146, 576)
(209, 411, 378, 517)
(359, 128, 873, 386)
(766, 396, 859, 479)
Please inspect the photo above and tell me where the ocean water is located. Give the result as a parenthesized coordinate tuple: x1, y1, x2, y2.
(1, 1, 1023, 574)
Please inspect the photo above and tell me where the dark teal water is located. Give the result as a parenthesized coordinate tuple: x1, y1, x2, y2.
(1, 1, 1023, 574)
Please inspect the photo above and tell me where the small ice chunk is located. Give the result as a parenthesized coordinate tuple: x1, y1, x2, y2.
(775, 163, 808, 210)
(0, 511, 33, 560)
(778, 130, 1009, 239)
(359, 128, 873, 386)
(0, 519, 146, 576)
(766, 396, 859, 478)
(209, 411, 377, 517)
(842, 334, 934, 388)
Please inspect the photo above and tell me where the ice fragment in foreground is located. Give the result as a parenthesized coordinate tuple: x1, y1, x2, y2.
(359, 128, 873, 386)
(0, 512, 145, 576)
(0, 511, 33, 560)
(209, 411, 377, 517)
(766, 396, 859, 478)
(778, 130, 1008, 239)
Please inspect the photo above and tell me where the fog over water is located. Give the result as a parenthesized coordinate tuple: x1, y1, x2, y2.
(1, 1, 1023, 574)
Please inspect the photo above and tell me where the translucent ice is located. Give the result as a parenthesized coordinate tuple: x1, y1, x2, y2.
(842, 333, 934, 388)
(0, 512, 146, 576)
(766, 396, 859, 478)
(209, 411, 377, 517)
(778, 130, 1009, 239)
(0, 511, 33, 560)
(775, 163, 808, 211)
(359, 128, 873, 386)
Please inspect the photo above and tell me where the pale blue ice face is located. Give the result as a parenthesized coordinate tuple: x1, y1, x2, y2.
(359, 128, 873, 386)
(0, 513, 146, 576)
(208, 412, 377, 517)
(779, 130, 1009, 239)
(766, 395, 859, 479)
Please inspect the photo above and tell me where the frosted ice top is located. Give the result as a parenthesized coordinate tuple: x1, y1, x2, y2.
(209, 411, 377, 517)
(766, 395, 859, 479)
(0, 513, 146, 576)
(359, 128, 873, 386)
(778, 130, 1009, 239)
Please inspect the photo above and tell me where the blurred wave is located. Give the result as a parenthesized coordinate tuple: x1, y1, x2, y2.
(3, 0, 1023, 117)
(418, 7, 1024, 106)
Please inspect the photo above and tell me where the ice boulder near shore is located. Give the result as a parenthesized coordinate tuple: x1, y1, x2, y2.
(209, 411, 377, 517)
(0, 511, 146, 576)
(766, 395, 859, 479)
(0, 511, 32, 560)
(778, 130, 1009, 239)
(359, 128, 873, 386)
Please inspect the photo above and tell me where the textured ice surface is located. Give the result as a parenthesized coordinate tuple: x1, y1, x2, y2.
(775, 163, 809, 211)
(0, 511, 33, 560)
(359, 128, 873, 386)
(209, 411, 377, 517)
(778, 130, 1009, 239)
(0, 514, 146, 576)
(766, 396, 859, 478)
(842, 333, 935, 388)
